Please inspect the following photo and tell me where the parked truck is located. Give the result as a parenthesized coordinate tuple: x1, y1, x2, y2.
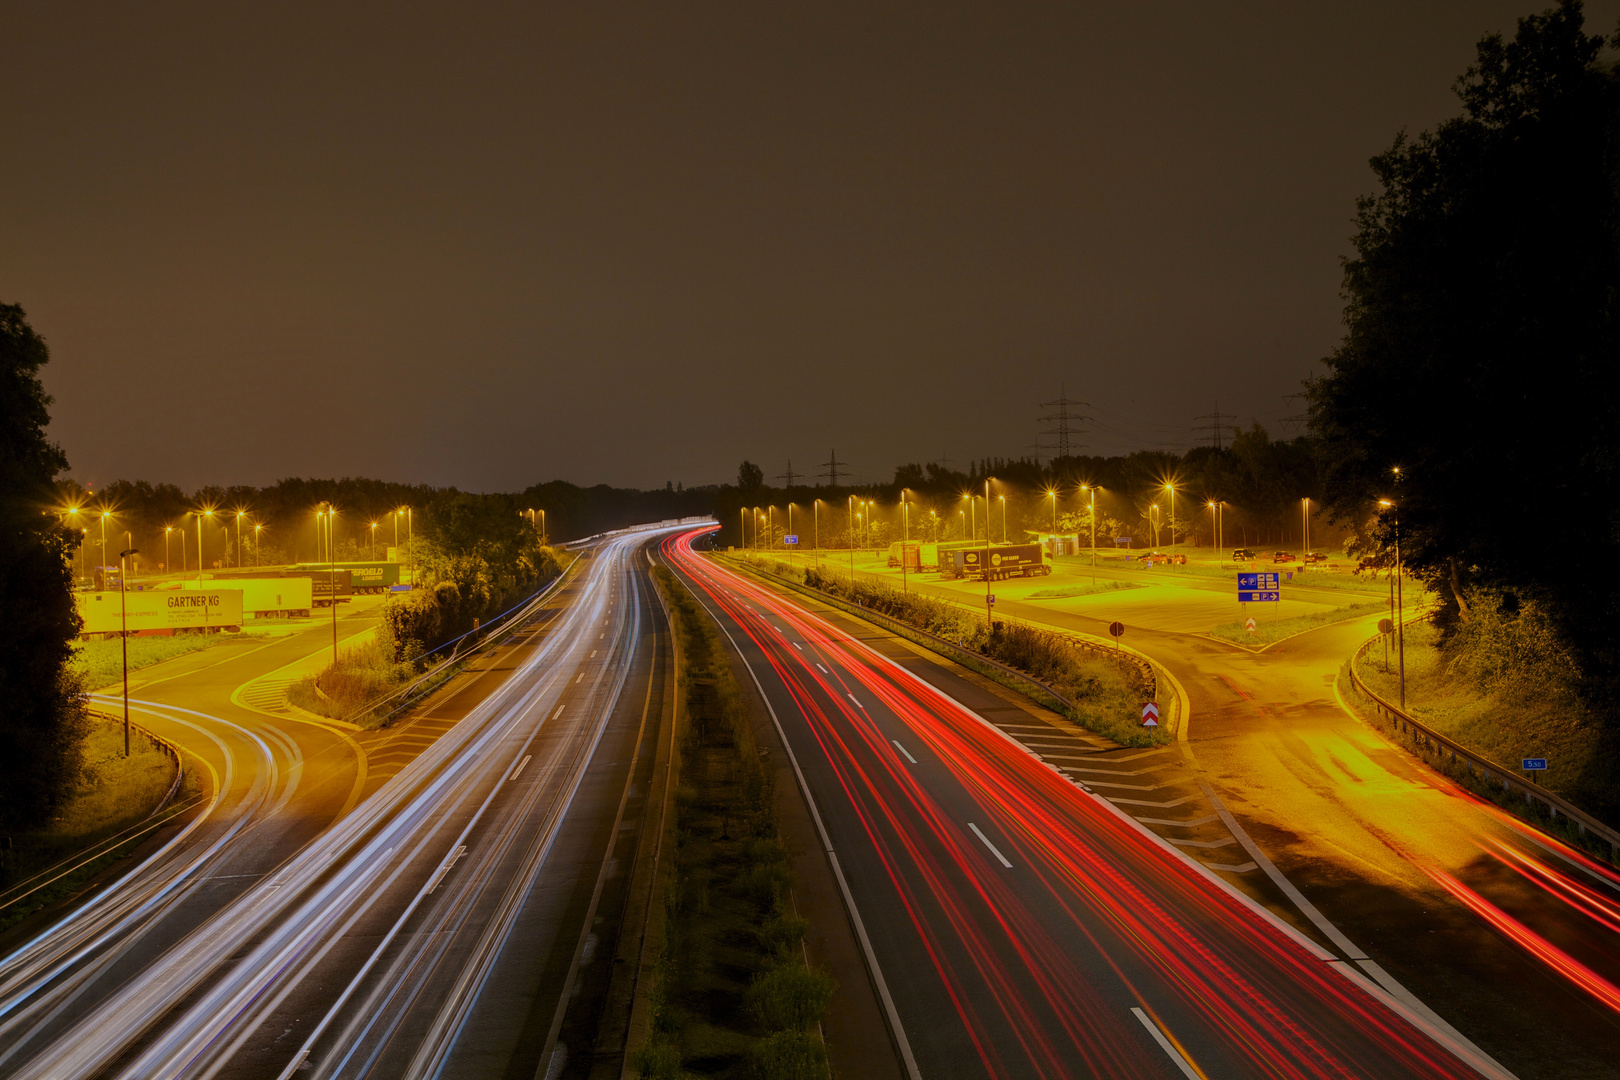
(76, 588, 244, 637)
(184, 577, 312, 618)
(947, 543, 1051, 581)
(886, 541, 941, 571)
(290, 561, 399, 594)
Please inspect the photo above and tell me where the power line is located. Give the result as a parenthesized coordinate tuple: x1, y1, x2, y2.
(775, 460, 801, 487)
(1279, 393, 1309, 430)
(818, 449, 852, 488)
(1037, 382, 1092, 461)
(1191, 403, 1238, 451)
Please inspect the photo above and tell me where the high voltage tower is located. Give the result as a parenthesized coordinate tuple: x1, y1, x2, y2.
(776, 460, 801, 486)
(1192, 404, 1237, 451)
(818, 449, 851, 487)
(1280, 392, 1309, 430)
(1037, 384, 1092, 461)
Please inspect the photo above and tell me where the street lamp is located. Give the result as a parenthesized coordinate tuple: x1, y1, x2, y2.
(321, 501, 339, 667)
(1301, 498, 1311, 559)
(98, 510, 111, 587)
(1046, 488, 1057, 555)
(164, 525, 174, 574)
(254, 523, 264, 567)
(118, 547, 139, 758)
(1080, 484, 1098, 586)
(1380, 489, 1405, 709)
(196, 508, 213, 581)
(1164, 483, 1176, 551)
(981, 478, 995, 630)
(1150, 503, 1160, 549)
(899, 490, 910, 595)
(234, 510, 248, 569)
(998, 494, 1007, 544)
(369, 520, 379, 560)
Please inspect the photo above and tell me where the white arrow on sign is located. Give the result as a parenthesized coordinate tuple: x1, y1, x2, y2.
(1141, 700, 1159, 727)
(1245, 617, 1257, 633)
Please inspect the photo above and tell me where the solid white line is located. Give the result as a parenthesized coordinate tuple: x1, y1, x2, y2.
(892, 740, 917, 764)
(552, 706, 565, 720)
(511, 754, 532, 780)
(1130, 1008, 1200, 1080)
(968, 823, 1013, 869)
(847, 694, 863, 709)
(816, 663, 830, 674)
(793, 642, 802, 650)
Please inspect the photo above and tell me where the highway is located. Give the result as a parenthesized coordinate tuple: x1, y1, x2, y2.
(667, 528, 1506, 1080)
(0, 528, 676, 1080)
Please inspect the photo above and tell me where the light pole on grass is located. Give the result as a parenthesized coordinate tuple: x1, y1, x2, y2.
(998, 494, 1007, 544)
(1081, 484, 1098, 586)
(982, 478, 995, 631)
(118, 547, 139, 758)
(164, 525, 173, 574)
(254, 523, 264, 567)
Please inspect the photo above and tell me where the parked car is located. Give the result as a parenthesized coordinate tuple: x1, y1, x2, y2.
(1273, 551, 1296, 563)
(1303, 551, 1328, 564)
(1136, 551, 1187, 565)
(1231, 548, 1256, 561)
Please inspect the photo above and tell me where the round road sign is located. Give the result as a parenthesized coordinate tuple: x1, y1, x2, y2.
(1108, 621, 1125, 638)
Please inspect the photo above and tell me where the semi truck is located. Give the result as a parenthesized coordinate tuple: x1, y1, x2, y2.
(183, 577, 312, 618)
(886, 541, 940, 571)
(290, 561, 399, 593)
(210, 567, 354, 606)
(947, 544, 1052, 581)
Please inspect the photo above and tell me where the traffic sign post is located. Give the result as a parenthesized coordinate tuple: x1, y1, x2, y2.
(783, 535, 799, 545)
(1522, 758, 1548, 772)
(1141, 701, 1159, 727)
(1238, 572, 1281, 624)
(1108, 621, 1124, 650)
(1237, 590, 1280, 602)
(1245, 617, 1257, 633)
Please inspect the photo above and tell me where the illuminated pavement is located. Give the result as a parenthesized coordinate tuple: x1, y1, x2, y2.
(0, 530, 675, 1079)
(787, 548, 1620, 1077)
(670, 530, 1506, 1080)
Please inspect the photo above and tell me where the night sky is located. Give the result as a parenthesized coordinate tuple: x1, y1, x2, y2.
(8, 3, 1615, 492)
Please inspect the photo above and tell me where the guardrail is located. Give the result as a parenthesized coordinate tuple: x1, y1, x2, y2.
(1346, 634, 1620, 858)
(87, 708, 185, 815)
(727, 556, 1159, 718)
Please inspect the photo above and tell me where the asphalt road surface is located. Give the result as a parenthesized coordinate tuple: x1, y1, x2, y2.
(0, 528, 676, 1080)
(668, 529, 1505, 1080)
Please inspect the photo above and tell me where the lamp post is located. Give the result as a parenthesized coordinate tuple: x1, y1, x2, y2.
(1150, 504, 1160, 549)
(1165, 484, 1176, 551)
(998, 494, 1007, 544)
(1046, 488, 1057, 556)
(813, 499, 821, 555)
(1302, 498, 1311, 557)
(164, 525, 173, 574)
(900, 490, 909, 595)
(196, 508, 212, 581)
(1081, 485, 1097, 586)
(369, 520, 379, 560)
(118, 547, 139, 758)
(254, 523, 264, 567)
(234, 511, 246, 569)
(322, 501, 339, 667)
(982, 479, 994, 630)
(98, 511, 110, 588)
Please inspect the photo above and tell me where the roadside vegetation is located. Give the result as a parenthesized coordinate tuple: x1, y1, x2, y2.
(635, 566, 835, 1080)
(290, 535, 572, 727)
(70, 633, 229, 691)
(0, 719, 192, 932)
(1353, 591, 1619, 826)
(1210, 601, 1385, 648)
(733, 554, 1164, 748)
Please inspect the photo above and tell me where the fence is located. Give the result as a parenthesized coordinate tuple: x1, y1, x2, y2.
(87, 707, 185, 815)
(1346, 634, 1620, 859)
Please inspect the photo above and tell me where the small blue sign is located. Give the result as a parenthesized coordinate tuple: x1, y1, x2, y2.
(783, 535, 799, 545)
(1238, 590, 1281, 603)
(987, 595, 996, 605)
(1238, 572, 1281, 589)
(1522, 758, 1548, 771)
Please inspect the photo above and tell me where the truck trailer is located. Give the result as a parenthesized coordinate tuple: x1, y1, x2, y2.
(77, 588, 245, 637)
(948, 544, 1052, 581)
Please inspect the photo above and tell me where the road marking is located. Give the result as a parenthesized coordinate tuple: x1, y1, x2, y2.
(1167, 836, 1237, 849)
(426, 845, 468, 895)
(512, 754, 532, 780)
(1105, 795, 1192, 808)
(816, 663, 830, 674)
(1201, 860, 1259, 872)
(553, 705, 565, 719)
(968, 823, 1013, 868)
(847, 694, 863, 709)
(591, 649, 597, 658)
(793, 642, 802, 650)
(575, 672, 583, 684)
(892, 740, 917, 764)
(1136, 814, 1219, 827)
(1130, 1008, 1200, 1079)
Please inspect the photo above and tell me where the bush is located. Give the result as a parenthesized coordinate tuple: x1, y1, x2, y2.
(747, 963, 836, 1032)
(288, 636, 413, 721)
(633, 1038, 682, 1080)
(751, 1030, 828, 1080)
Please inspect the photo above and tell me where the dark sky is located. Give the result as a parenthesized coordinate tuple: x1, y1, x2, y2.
(8, 3, 1616, 492)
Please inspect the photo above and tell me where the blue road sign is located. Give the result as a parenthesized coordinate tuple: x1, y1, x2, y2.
(988, 595, 997, 605)
(1238, 572, 1281, 589)
(1238, 590, 1281, 603)
(783, 535, 799, 545)
(1522, 758, 1548, 771)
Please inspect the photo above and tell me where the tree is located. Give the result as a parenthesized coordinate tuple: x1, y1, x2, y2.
(1309, 2, 1620, 685)
(737, 460, 764, 493)
(0, 304, 87, 827)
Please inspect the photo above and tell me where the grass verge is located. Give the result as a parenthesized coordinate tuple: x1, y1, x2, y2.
(725, 553, 1165, 749)
(70, 633, 230, 691)
(634, 566, 835, 1079)
(288, 634, 429, 728)
(1025, 580, 1139, 599)
(0, 719, 195, 933)
(1209, 602, 1385, 647)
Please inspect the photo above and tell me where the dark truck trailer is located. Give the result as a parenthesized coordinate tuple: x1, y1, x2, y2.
(291, 561, 399, 594)
(951, 544, 1052, 581)
(213, 566, 354, 607)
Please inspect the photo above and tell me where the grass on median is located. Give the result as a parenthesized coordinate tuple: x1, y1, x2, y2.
(1208, 602, 1385, 647)
(1025, 580, 1139, 599)
(634, 566, 835, 1080)
(288, 635, 423, 727)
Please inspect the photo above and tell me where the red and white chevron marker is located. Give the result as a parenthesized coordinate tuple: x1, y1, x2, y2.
(1141, 700, 1160, 727)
